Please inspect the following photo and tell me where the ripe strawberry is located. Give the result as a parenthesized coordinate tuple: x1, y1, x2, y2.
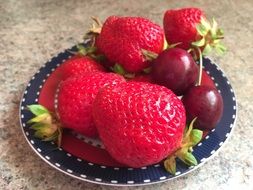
(57, 72, 125, 137)
(60, 55, 105, 80)
(95, 16, 164, 73)
(163, 8, 226, 55)
(93, 82, 186, 167)
(164, 8, 204, 50)
(128, 74, 153, 83)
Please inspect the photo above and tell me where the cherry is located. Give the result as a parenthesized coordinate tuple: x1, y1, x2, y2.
(151, 48, 198, 95)
(182, 85, 223, 130)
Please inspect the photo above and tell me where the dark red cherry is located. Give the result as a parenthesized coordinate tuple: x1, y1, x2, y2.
(182, 85, 224, 130)
(151, 48, 198, 95)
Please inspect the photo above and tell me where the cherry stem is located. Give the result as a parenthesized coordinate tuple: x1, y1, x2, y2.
(197, 48, 203, 86)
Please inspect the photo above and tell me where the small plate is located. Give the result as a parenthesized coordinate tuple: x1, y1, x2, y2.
(19, 45, 237, 186)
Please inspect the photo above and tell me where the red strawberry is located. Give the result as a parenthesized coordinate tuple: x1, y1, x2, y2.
(95, 16, 164, 73)
(164, 8, 204, 50)
(57, 72, 125, 137)
(128, 74, 153, 83)
(93, 82, 186, 167)
(60, 55, 105, 80)
(163, 8, 226, 55)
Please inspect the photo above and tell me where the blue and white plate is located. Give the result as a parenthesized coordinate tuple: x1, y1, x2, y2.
(19, 45, 237, 186)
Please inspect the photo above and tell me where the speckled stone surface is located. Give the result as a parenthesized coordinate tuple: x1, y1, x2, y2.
(0, 0, 252, 189)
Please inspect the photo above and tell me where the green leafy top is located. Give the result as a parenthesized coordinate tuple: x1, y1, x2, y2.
(164, 118, 203, 175)
(27, 104, 62, 147)
(192, 18, 226, 56)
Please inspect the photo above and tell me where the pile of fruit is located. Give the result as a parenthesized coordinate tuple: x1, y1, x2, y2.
(27, 7, 225, 174)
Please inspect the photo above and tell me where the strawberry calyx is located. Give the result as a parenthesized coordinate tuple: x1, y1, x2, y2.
(83, 17, 102, 46)
(75, 44, 97, 56)
(75, 44, 106, 62)
(87, 16, 102, 34)
(27, 105, 62, 147)
(141, 49, 158, 61)
(141, 41, 182, 62)
(164, 118, 203, 175)
(191, 18, 226, 57)
(111, 64, 135, 79)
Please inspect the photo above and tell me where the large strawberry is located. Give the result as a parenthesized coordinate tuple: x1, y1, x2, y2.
(93, 82, 188, 168)
(163, 8, 226, 55)
(95, 16, 164, 73)
(57, 72, 125, 137)
(60, 55, 105, 80)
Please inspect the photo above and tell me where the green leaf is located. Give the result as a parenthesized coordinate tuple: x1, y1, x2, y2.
(210, 18, 218, 38)
(90, 54, 106, 62)
(34, 124, 57, 138)
(191, 38, 205, 47)
(213, 39, 221, 44)
(27, 105, 49, 116)
(190, 129, 203, 146)
(184, 117, 197, 139)
(164, 156, 176, 175)
(27, 113, 51, 124)
(143, 67, 152, 74)
(212, 18, 218, 31)
(168, 42, 182, 49)
(178, 152, 198, 166)
(76, 44, 87, 55)
(215, 43, 227, 55)
(113, 64, 126, 75)
(86, 46, 97, 54)
(124, 73, 135, 79)
(34, 130, 46, 139)
(203, 44, 212, 55)
(141, 49, 158, 61)
(184, 152, 198, 166)
(217, 28, 224, 37)
(196, 23, 209, 36)
(31, 123, 46, 130)
(200, 19, 211, 31)
(43, 131, 58, 141)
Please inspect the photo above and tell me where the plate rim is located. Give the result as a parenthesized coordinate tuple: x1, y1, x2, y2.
(19, 49, 238, 186)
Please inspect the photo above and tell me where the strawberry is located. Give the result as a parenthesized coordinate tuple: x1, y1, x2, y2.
(60, 55, 105, 80)
(93, 82, 186, 167)
(128, 74, 153, 83)
(163, 8, 226, 56)
(95, 16, 164, 73)
(57, 72, 125, 137)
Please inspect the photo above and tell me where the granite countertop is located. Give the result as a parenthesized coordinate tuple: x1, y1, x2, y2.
(0, 0, 252, 189)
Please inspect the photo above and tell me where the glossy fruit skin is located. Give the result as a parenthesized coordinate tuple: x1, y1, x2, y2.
(57, 72, 125, 137)
(152, 48, 198, 96)
(163, 8, 205, 49)
(93, 82, 186, 167)
(96, 16, 164, 73)
(60, 55, 105, 80)
(182, 86, 223, 130)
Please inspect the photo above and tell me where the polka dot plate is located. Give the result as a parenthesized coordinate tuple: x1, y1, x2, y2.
(19, 44, 237, 186)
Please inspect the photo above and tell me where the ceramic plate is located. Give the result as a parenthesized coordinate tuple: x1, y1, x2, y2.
(19, 44, 237, 186)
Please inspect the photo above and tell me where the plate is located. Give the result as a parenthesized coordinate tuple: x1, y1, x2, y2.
(19, 44, 237, 186)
